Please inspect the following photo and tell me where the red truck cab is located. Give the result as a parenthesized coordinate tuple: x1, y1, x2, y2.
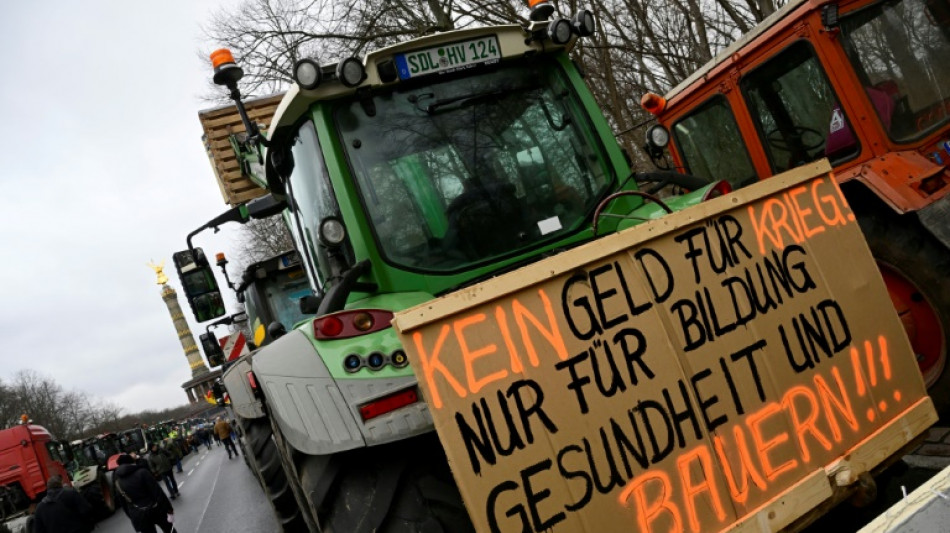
(0, 424, 72, 514)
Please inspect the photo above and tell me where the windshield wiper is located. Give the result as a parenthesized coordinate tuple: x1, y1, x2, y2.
(424, 89, 509, 114)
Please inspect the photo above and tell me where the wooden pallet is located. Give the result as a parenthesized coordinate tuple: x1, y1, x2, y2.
(198, 93, 284, 206)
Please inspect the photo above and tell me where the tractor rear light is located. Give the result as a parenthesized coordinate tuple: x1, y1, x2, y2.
(353, 312, 374, 331)
(318, 316, 344, 337)
(702, 180, 733, 201)
(359, 388, 419, 421)
(367, 352, 386, 370)
(313, 309, 394, 340)
(344, 354, 363, 373)
(247, 371, 264, 400)
(391, 350, 409, 368)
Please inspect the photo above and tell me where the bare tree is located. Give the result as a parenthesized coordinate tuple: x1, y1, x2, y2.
(201, 0, 787, 167)
(229, 214, 296, 274)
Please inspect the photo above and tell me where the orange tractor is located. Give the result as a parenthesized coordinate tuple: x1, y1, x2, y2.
(641, 0, 950, 413)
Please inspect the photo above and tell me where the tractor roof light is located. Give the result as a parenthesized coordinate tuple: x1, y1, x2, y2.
(572, 9, 596, 37)
(319, 217, 347, 247)
(210, 48, 244, 87)
(294, 58, 323, 90)
(548, 18, 573, 45)
(337, 57, 366, 88)
(641, 92, 667, 116)
(529, 0, 555, 21)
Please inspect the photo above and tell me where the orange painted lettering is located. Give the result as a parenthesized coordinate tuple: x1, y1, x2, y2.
(713, 427, 767, 504)
(619, 471, 683, 533)
(782, 385, 832, 463)
(812, 179, 848, 227)
(454, 313, 506, 394)
(814, 367, 859, 442)
(512, 290, 568, 365)
(495, 307, 524, 374)
(412, 327, 466, 409)
(677, 446, 727, 532)
(747, 402, 798, 482)
(749, 197, 805, 254)
(789, 185, 824, 239)
(783, 193, 805, 242)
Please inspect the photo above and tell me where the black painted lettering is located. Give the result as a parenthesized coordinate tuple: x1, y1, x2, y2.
(634, 248, 674, 303)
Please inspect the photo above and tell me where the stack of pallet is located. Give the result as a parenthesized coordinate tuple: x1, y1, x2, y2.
(198, 93, 284, 207)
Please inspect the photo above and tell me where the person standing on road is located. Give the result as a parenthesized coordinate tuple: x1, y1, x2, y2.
(196, 426, 212, 450)
(213, 416, 239, 459)
(113, 454, 175, 533)
(163, 438, 184, 474)
(32, 474, 94, 533)
(147, 443, 180, 500)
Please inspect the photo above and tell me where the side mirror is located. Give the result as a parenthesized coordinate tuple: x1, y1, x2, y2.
(246, 195, 287, 219)
(299, 295, 322, 315)
(200, 331, 225, 367)
(172, 248, 227, 322)
(267, 321, 287, 340)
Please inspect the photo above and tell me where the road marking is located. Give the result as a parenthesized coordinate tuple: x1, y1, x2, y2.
(195, 448, 225, 530)
(188, 469, 195, 476)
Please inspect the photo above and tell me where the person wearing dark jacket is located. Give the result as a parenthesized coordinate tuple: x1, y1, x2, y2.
(32, 474, 94, 533)
(147, 443, 180, 499)
(113, 454, 174, 533)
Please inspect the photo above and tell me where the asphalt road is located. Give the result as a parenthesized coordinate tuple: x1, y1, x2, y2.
(95, 443, 278, 533)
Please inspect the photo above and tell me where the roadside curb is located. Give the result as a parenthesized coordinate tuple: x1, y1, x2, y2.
(903, 426, 950, 470)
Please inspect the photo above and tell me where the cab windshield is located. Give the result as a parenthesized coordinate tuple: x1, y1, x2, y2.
(335, 58, 612, 272)
(245, 266, 313, 329)
(841, 0, 950, 142)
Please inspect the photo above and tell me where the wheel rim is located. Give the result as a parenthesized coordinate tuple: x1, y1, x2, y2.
(880, 263, 947, 387)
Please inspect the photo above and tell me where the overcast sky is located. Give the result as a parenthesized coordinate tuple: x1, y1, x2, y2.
(0, 1, 261, 413)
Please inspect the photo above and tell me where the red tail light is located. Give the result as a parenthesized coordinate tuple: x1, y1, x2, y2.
(359, 388, 419, 421)
(313, 309, 394, 340)
(702, 180, 732, 201)
(247, 371, 264, 400)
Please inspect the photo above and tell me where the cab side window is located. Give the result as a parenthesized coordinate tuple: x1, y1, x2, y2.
(741, 41, 859, 173)
(672, 95, 758, 188)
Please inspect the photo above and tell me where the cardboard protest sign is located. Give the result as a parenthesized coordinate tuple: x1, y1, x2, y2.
(392, 161, 937, 533)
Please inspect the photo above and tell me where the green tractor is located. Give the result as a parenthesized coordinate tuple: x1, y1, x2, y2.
(179, 3, 726, 531)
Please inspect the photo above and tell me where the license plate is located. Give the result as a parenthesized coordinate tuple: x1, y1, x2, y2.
(395, 36, 500, 80)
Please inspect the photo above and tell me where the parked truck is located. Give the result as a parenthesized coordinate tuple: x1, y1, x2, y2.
(639, 0, 950, 414)
(0, 423, 71, 523)
(178, 1, 937, 531)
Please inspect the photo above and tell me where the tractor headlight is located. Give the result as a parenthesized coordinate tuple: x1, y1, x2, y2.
(572, 10, 596, 37)
(646, 124, 671, 149)
(318, 217, 347, 247)
(336, 57, 366, 87)
(294, 58, 322, 90)
(548, 18, 573, 45)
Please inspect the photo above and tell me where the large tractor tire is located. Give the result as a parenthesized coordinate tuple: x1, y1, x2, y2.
(80, 473, 115, 521)
(244, 419, 310, 532)
(294, 433, 474, 533)
(855, 206, 950, 417)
